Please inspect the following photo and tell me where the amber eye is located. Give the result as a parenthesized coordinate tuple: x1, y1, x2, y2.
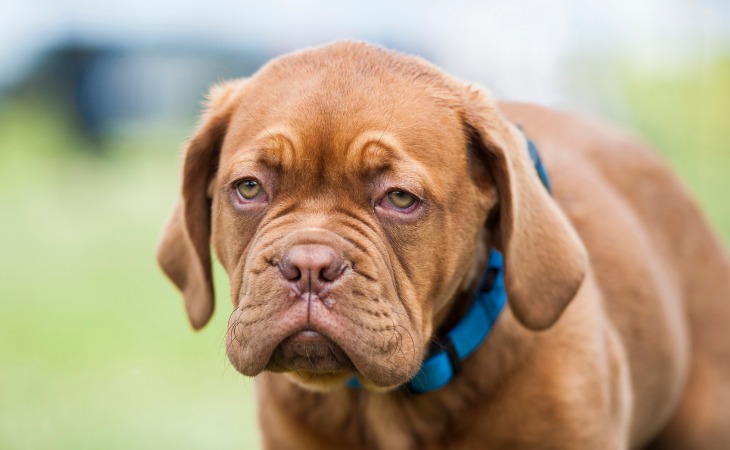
(386, 190, 416, 210)
(236, 179, 263, 200)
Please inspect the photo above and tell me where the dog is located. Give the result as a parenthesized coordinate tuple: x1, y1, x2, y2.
(157, 41, 730, 449)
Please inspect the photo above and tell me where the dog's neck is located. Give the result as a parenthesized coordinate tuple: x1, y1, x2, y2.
(433, 230, 491, 337)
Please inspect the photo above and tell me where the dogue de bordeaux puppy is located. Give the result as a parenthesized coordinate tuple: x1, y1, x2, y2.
(157, 41, 730, 449)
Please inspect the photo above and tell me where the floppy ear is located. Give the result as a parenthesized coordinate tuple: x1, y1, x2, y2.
(462, 88, 588, 330)
(156, 79, 247, 330)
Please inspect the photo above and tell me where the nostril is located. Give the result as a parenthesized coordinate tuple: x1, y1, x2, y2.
(278, 257, 301, 281)
(289, 268, 302, 282)
(320, 264, 345, 282)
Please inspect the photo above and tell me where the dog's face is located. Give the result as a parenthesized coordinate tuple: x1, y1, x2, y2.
(212, 48, 492, 390)
(157, 42, 586, 391)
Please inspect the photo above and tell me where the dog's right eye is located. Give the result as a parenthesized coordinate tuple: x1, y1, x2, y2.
(236, 179, 264, 200)
(386, 191, 417, 210)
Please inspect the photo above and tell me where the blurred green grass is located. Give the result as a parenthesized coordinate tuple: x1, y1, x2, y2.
(0, 103, 259, 449)
(0, 59, 728, 449)
(620, 58, 730, 242)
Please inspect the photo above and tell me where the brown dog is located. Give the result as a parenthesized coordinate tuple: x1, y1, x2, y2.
(157, 41, 730, 449)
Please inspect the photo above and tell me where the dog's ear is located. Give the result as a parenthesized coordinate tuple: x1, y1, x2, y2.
(462, 88, 587, 331)
(156, 79, 247, 330)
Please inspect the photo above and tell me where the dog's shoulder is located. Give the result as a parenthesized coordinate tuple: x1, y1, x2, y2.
(497, 100, 695, 247)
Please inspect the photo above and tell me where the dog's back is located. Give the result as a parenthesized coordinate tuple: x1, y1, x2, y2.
(500, 101, 730, 448)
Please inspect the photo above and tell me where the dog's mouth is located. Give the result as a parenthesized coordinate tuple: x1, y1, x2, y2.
(266, 330, 356, 374)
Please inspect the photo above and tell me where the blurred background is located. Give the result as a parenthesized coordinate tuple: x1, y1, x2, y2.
(1, 0, 728, 448)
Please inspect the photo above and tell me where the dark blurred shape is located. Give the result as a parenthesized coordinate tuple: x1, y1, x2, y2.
(6, 38, 271, 151)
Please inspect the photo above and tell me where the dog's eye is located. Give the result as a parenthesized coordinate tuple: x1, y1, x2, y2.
(386, 190, 416, 210)
(236, 179, 263, 200)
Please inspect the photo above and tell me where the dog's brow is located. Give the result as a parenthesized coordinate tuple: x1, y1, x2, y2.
(222, 133, 294, 182)
(222, 156, 266, 184)
(346, 131, 404, 173)
(258, 132, 297, 169)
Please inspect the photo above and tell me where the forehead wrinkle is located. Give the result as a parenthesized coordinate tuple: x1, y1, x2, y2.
(220, 133, 288, 179)
(254, 128, 298, 170)
(345, 130, 406, 174)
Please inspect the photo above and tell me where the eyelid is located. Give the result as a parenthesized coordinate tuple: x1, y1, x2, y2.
(225, 171, 270, 195)
(375, 176, 423, 196)
(222, 158, 270, 188)
(379, 185, 423, 204)
(230, 176, 262, 189)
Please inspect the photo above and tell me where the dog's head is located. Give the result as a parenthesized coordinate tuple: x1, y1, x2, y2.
(157, 41, 586, 391)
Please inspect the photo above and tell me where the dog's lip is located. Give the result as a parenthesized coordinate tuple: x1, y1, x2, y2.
(267, 329, 356, 374)
(226, 293, 421, 387)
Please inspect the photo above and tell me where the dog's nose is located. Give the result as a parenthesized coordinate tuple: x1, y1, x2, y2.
(278, 244, 345, 293)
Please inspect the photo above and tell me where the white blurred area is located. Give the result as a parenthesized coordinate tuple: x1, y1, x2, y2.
(1, 0, 728, 132)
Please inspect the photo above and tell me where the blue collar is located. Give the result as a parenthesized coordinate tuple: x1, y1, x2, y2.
(348, 137, 550, 394)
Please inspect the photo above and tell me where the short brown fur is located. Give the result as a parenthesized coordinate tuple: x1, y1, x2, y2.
(158, 41, 730, 449)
